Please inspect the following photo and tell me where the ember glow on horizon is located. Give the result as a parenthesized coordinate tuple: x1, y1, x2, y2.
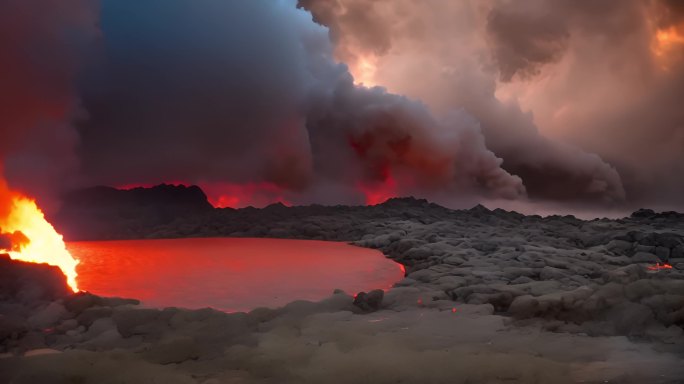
(1, 0, 684, 213)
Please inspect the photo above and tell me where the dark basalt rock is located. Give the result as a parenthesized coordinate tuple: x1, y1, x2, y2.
(0, 254, 71, 303)
(631, 208, 656, 219)
(52, 184, 214, 241)
(379, 197, 430, 208)
(353, 289, 384, 312)
(631, 208, 684, 221)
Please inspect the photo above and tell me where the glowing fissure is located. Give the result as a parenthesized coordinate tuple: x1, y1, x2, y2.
(0, 185, 79, 292)
(647, 262, 673, 271)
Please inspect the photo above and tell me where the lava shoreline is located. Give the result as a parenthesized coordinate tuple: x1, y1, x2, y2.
(2, 196, 684, 383)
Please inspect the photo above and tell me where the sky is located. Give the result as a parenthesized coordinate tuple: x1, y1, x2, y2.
(1, 0, 683, 215)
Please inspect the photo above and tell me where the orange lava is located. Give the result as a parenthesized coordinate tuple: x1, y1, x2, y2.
(0, 181, 79, 291)
(69, 238, 405, 312)
(647, 262, 673, 271)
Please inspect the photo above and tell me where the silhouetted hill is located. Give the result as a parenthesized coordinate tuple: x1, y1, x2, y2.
(52, 184, 213, 240)
(53, 184, 684, 250)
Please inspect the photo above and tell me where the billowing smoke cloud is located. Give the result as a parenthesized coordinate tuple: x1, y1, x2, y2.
(2, 0, 683, 211)
(482, 0, 684, 209)
(305, 73, 525, 204)
(74, 0, 524, 207)
(0, 0, 97, 212)
(298, 0, 629, 206)
(298, 0, 684, 210)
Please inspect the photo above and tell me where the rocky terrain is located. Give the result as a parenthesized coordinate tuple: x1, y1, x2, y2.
(1, 186, 683, 383)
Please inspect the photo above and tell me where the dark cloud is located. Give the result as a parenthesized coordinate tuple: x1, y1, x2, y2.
(77, 1, 317, 190)
(71, 0, 523, 206)
(486, 1, 570, 81)
(3, 0, 683, 211)
(0, 0, 97, 211)
(298, 0, 627, 205)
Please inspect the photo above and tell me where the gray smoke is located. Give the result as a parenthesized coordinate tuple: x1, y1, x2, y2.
(2, 0, 683, 211)
(73, 0, 524, 206)
(298, 0, 684, 209)
(0, 0, 97, 211)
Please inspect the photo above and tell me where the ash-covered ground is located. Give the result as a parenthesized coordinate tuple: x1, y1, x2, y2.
(2, 189, 684, 383)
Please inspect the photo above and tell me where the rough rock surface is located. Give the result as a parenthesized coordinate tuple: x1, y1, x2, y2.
(0, 254, 71, 303)
(3, 194, 684, 383)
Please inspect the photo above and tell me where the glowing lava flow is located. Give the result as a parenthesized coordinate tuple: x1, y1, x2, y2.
(647, 262, 673, 271)
(0, 188, 79, 292)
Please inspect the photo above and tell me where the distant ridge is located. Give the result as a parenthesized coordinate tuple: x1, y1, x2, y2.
(52, 184, 681, 241)
(53, 184, 213, 240)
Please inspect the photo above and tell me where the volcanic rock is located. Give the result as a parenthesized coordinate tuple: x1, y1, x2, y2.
(53, 184, 214, 240)
(631, 252, 659, 263)
(353, 289, 384, 312)
(144, 336, 199, 364)
(7, 187, 684, 382)
(0, 254, 71, 303)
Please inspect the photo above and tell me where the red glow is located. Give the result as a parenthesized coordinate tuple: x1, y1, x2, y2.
(69, 238, 405, 312)
(647, 262, 673, 271)
(451, 307, 457, 313)
(116, 181, 291, 209)
(203, 182, 291, 209)
(357, 165, 398, 205)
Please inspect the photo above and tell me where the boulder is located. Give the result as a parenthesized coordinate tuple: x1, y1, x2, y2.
(631, 252, 659, 263)
(606, 240, 632, 254)
(603, 264, 646, 284)
(353, 289, 384, 312)
(508, 295, 539, 318)
(0, 254, 71, 303)
(144, 337, 199, 364)
(655, 246, 670, 261)
(27, 302, 68, 329)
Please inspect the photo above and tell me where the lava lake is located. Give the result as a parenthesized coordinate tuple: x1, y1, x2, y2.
(68, 237, 404, 312)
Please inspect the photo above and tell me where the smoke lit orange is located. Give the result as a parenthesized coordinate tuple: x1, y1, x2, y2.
(0, 185, 79, 291)
(652, 23, 684, 69)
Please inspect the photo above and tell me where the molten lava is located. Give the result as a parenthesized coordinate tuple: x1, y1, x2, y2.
(0, 184, 79, 291)
(647, 262, 673, 271)
(69, 238, 404, 312)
